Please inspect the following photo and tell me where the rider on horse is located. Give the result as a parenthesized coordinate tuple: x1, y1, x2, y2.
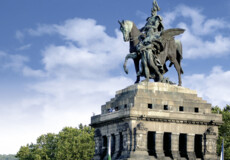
(137, 0, 165, 82)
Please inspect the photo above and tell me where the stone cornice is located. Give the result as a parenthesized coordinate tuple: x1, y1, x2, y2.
(90, 110, 223, 128)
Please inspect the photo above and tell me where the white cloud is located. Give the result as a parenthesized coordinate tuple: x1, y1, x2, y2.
(54, 18, 109, 46)
(15, 30, 24, 42)
(179, 24, 230, 59)
(0, 51, 28, 71)
(183, 66, 230, 108)
(164, 5, 228, 35)
(0, 18, 132, 154)
(162, 5, 230, 59)
(17, 44, 32, 51)
(27, 24, 56, 36)
(22, 66, 46, 77)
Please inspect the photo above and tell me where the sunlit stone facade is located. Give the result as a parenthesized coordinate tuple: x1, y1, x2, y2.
(90, 82, 222, 160)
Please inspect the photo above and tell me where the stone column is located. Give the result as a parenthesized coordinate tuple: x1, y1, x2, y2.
(130, 122, 149, 159)
(171, 133, 180, 159)
(93, 136, 102, 160)
(121, 130, 129, 158)
(112, 133, 120, 159)
(93, 129, 102, 160)
(204, 127, 218, 160)
(202, 135, 205, 154)
(187, 134, 196, 160)
(155, 131, 164, 159)
(135, 128, 148, 152)
(116, 123, 131, 159)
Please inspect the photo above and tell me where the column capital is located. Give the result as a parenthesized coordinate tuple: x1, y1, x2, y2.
(155, 131, 164, 134)
(172, 133, 180, 135)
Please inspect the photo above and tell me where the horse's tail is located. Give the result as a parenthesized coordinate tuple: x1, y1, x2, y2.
(175, 40, 184, 74)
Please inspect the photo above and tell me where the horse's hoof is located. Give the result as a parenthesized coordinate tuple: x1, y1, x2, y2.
(141, 79, 149, 82)
(134, 80, 139, 84)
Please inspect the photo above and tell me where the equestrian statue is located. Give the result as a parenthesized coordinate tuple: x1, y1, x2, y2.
(119, 0, 185, 86)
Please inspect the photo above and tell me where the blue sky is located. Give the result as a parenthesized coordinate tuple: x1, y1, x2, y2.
(0, 0, 230, 154)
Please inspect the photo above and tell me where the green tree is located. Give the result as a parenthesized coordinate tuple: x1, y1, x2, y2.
(56, 125, 95, 160)
(35, 133, 57, 160)
(212, 105, 230, 160)
(16, 124, 95, 160)
(16, 145, 32, 160)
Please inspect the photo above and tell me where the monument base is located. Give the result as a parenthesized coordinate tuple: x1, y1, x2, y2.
(91, 82, 222, 160)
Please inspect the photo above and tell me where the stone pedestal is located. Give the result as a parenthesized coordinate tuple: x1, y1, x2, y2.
(90, 82, 222, 160)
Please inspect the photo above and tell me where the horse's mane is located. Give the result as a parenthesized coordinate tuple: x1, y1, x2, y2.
(123, 20, 141, 37)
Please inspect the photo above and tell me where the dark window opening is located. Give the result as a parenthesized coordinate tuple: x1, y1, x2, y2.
(163, 132, 172, 158)
(179, 134, 188, 158)
(179, 106, 184, 111)
(195, 107, 199, 113)
(195, 135, 203, 158)
(124, 104, 127, 109)
(147, 132, 156, 156)
(164, 105, 169, 110)
(115, 106, 119, 111)
(148, 104, 153, 109)
(111, 134, 116, 156)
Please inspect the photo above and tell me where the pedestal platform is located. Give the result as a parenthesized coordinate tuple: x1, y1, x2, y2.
(90, 82, 222, 160)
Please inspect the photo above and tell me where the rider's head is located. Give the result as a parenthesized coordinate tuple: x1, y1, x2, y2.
(151, 0, 160, 16)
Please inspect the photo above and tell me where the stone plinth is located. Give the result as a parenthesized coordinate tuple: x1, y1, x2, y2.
(90, 82, 222, 160)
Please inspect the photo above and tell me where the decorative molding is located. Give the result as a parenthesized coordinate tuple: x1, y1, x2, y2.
(136, 122, 148, 131)
(91, 114, 221, 128)
(117, 122, 130, 132)
(206, 127, 217, 136)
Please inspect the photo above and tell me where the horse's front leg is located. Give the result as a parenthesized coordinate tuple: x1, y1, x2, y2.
(133, 56, 141, 84)
(123, 52, 138, 74)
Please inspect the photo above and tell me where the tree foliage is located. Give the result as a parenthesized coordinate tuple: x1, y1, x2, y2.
(16, 124, 95, 160)
(212, 105, 230, 160)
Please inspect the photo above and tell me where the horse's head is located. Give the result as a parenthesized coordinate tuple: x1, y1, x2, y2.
(118, 20, 133, 42)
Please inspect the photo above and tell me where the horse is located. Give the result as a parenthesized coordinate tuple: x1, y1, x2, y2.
(119, 20, 184, 86)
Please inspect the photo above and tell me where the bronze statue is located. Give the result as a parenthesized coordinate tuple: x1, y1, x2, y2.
(119, 0, 185, 86)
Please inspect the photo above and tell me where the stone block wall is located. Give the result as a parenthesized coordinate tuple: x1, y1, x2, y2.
(91, 82, 222, 160)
